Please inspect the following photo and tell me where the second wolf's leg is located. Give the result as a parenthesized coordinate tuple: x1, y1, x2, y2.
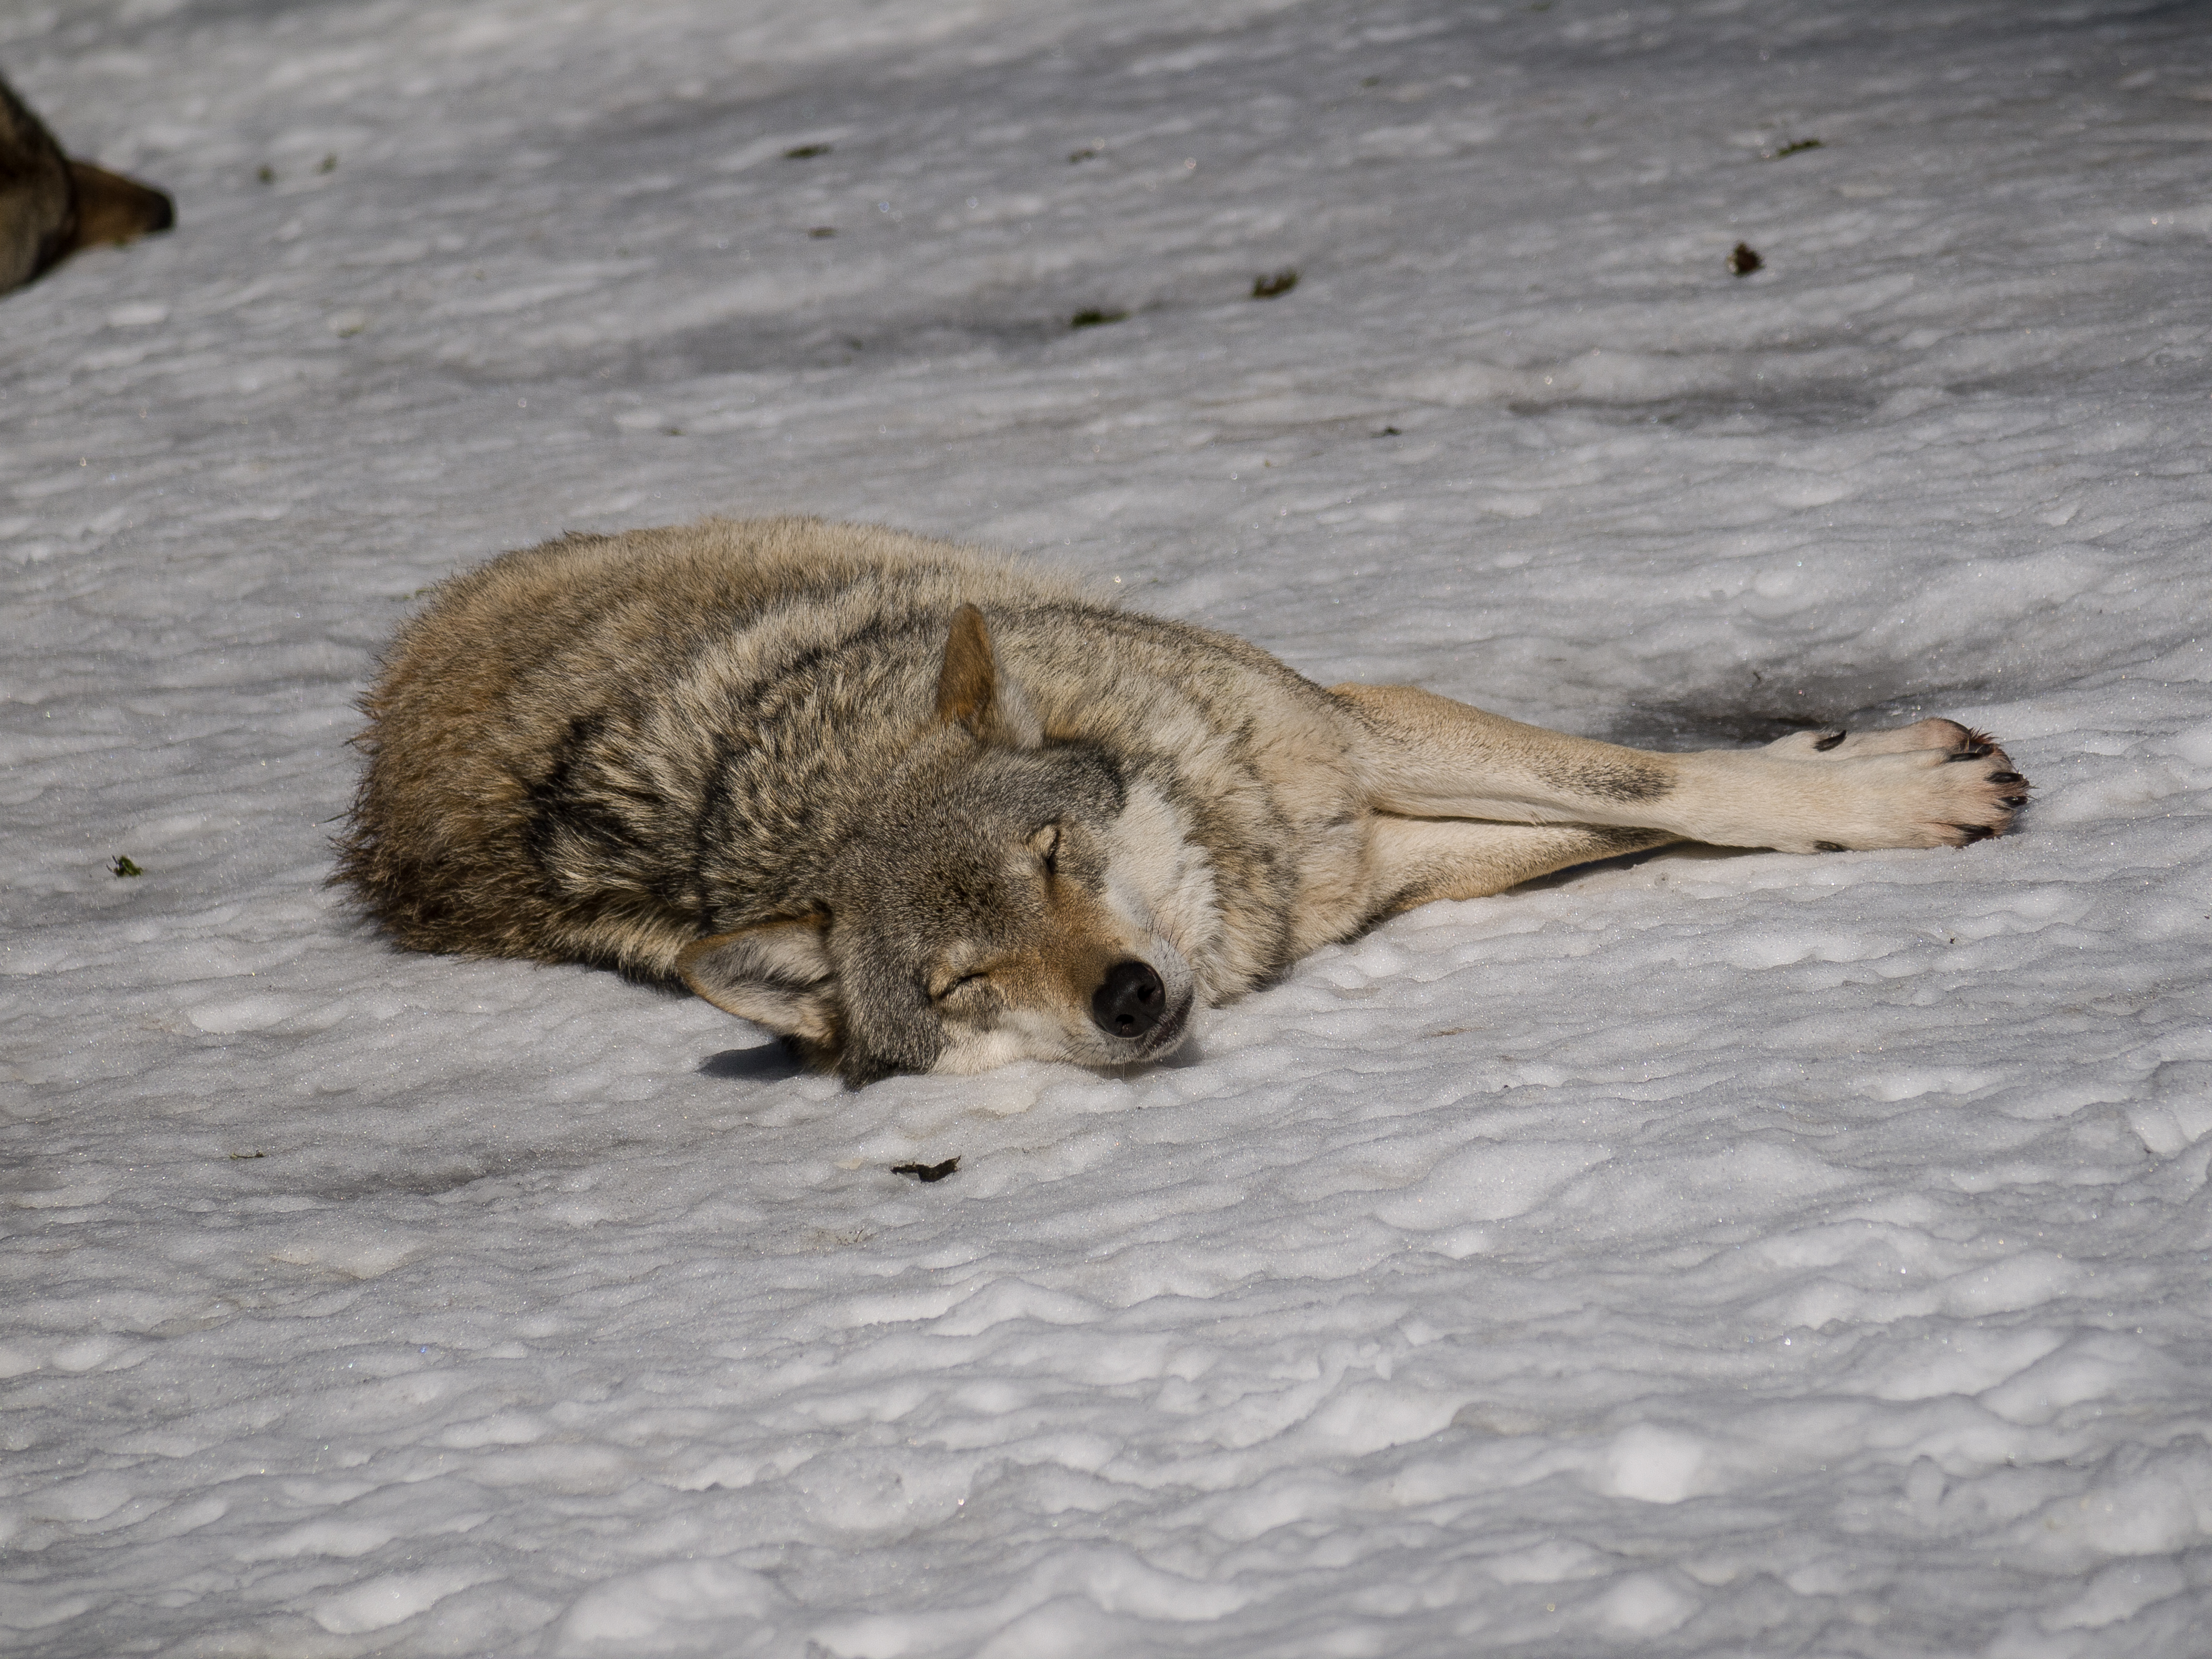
(1366, 817, 1680, 916)
(1334, 684, 2028, 854)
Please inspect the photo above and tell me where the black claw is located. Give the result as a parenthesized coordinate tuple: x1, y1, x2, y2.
(1814, 840, 1848, 852)
(1947, 744, 1995, 762)
(1989, 771, 2025, 784)
(1812, 730, 1847, 752)
(1952, 823, 1997, 842)
(1999, 795, 2028, 809)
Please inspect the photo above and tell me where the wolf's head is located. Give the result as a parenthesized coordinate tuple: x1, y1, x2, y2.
(680, 605, 1203, 1084)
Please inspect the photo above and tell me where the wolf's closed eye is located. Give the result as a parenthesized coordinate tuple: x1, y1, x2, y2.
(931, 969, 992, 1002)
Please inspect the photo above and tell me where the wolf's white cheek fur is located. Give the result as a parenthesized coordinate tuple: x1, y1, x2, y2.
(932, 1009, 1076, 1075)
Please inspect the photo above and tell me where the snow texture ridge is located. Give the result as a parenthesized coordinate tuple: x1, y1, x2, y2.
(3, 0, 2210, 1653)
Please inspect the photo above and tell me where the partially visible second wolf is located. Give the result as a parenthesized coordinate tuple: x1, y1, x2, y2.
(340, 518, 2030, 1084)
(0, 71, 173, 296)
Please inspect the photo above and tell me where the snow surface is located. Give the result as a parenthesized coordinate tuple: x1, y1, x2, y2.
(5, 0, 2212, 1652)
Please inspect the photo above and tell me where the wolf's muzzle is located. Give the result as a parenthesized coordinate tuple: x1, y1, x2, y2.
(1092, 960, 1165, 1040)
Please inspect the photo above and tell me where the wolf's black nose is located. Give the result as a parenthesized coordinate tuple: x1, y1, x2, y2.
(1092, 960, 1164, 1039)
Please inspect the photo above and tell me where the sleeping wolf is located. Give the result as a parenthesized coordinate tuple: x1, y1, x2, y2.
(0, 70, 173, 295)
(339, 518, 2029, 1085)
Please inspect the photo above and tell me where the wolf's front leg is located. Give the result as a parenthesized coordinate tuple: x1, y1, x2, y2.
(1333, 684, 2028, 853)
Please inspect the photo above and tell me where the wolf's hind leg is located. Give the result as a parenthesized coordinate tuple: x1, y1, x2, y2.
(1333, 684, 2026, 853)
(1366, 816, 1679, 917)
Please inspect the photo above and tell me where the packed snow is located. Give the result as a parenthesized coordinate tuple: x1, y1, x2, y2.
(4, 0, 2211, 1652)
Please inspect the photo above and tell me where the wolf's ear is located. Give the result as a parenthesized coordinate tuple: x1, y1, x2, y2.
(935, 604, 1042, 748)
(65, 161, 175, 253)
(679, 916, 842, 1047)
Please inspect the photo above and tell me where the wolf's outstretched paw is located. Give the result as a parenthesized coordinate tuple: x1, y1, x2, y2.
(1914, 721, 2030, 847)
(1765, 718, 2028, 848)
